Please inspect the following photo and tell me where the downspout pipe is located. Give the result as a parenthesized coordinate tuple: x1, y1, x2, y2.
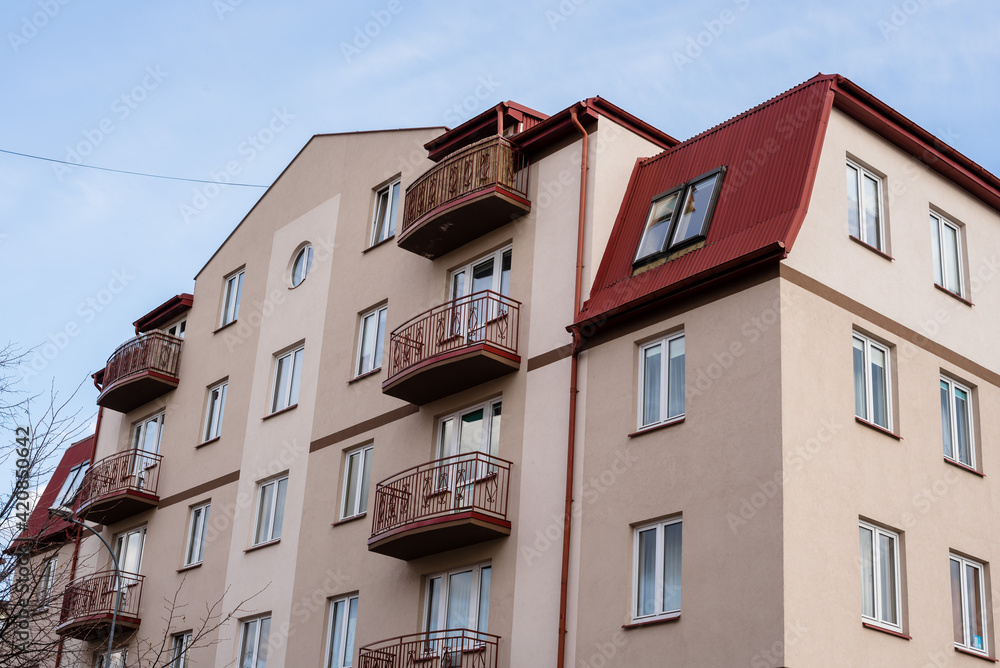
(557, 105, 589, 668)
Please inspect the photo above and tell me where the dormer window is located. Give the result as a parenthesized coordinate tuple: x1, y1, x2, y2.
(634, 167, 726, 266)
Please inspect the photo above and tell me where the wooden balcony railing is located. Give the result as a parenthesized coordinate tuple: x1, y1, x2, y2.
(76, 449, 162, 524)
(97, 331, 182, 412)
(382, 291, 520, 404)
(359, 629, 500, 668)
(368, 452, 512, 559)
(398, 135, 529, 258)
(57, 570, 144, 638)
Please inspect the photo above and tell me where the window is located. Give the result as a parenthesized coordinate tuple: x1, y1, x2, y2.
(170, 632, 192, 668)
(221, 269, 245, 327)
(52, 460, 89, 511)
(930, 212, 965, 297)
(239, 616, 271, 668)
(165, 319, 186, 339)
(204, 381, 228, 441)
(271, 347, 303, 413)
(341, 446, 372, 520)
(846, 160, 885, 251)
(951, 554, 988, 655)
(185, 503, 210, 566)
(450, 248, 512, 301)
(634, 168, 725, 264)
(94, 650, 126, 668)
(38, 556, 57, 606)
(325, 595, 358, 668)
(638, 333, 685, 429)
(370, 179, 400, 246)
(859, 521, 901, 631)
(632, 518, 682, 622)
(941, 376, 974, 468)
(290, 245, 313, 288)
(114, 526, 145, 576)
(356, 307, 386, 377)
(853, 334, 891, 430)
(253, 476, 287, 545)
(133, 412, 165, 455)
(425, 564, 491, 646)
(437, 399, 501, 460)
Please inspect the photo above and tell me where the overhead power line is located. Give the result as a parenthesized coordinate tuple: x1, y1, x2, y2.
(0, 148, 268, 187)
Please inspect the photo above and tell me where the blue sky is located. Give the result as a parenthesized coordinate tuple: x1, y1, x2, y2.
(1, 0, 998, 483)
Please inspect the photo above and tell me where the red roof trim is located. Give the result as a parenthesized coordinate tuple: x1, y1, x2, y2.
(133, 293, 193, 334)
(424, 101, 549, 162)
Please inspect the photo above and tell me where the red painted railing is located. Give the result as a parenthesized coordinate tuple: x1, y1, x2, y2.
(78, 449, 163, 507)
(100, 331, 182, 391)
(59, 570, 144, 627)
(401, 134, 528, 234)
(371, 452, 511, 539)
(385, 290, 520, 383)
(359, 629, 500, 668)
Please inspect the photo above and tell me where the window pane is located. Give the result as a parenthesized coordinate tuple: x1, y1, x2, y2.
(143, 416, 161, 453)
(870, 346, 888, 429)
(943, 224, 961, 293)
(373, 309, 386, 370)
(952, 559, 965, 644)
(438, 418, 454, 459)
(636, 193, 678, 260)
(853, 338, 867, 419)
(500, 250, 512, 298)
(472, 258, 494, 294)
(271, 478, 287, 540)
(478, 567, 491, 634)
(847, 165, 861, 238)
(240, 620, 258, 668)
(489, 403, 502, 456)
(273, 356, 289, 412)
(359, 450, 370, 514)
(642, 344, 662, 426)
(662, 522, 682, 613)
(667, 337, 685, 419)
(426, 577, 442, 633)
(930, 215, 943, 286)
(372, 189, 389, 244)
(387, 182, 400, 238)
(345, 597, 358, 667)
(862, 175, 880, 248)
(672, 175, 719, 246)
(447, 571, 473, 630)
(967, 564, 984, 650)
(344, 452, 360, 517)
(637, 528, 657, 617)
(460, 409, 485, 454)
(187, 506, 203, 564)
(288, 349, 303, 406)
(359, 313, 373, 374)
(329, 600, 345, 667)
(941, 380, 953, 458)
(954, 387, 972, 466)
(255, 484, 274, 544)
(859, 527, 875, 619)
(256, 617, 270, 668)
(878, 533, 897, 625)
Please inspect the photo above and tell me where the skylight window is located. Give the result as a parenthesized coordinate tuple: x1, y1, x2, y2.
(634, 167, 726, 265)
(52, 460, 90, 511)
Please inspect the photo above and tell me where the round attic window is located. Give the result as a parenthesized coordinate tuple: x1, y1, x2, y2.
(290, 245, 313, 288)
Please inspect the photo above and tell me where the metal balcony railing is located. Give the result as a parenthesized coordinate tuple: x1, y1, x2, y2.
(101, 331, 182, 391)
(77, 449, 162, 510)
(359, 629, 500, 668)
(58, 570, 144, 631)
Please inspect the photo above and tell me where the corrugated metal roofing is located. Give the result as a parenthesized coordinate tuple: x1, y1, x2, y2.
(577, 74, 837, 326)
(14, 435, 93, 547)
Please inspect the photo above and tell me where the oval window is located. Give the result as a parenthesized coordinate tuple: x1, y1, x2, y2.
(290, 245, 313, 287)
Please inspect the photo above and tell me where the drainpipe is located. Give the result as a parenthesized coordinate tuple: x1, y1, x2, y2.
(557, 105, 589, 668)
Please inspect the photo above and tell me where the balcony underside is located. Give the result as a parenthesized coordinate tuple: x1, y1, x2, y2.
(55, 614, 141, 641)
(397, 187, 530, 260)
(382, 346, 520, 405)
(96, 371, 178, 413)
(76, 490, 158, 525)
(368, 511, 511, 561)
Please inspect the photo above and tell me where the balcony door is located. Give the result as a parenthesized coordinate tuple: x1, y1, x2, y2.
(434, 399, 501, 507)
(131, 412, 163, 489)
(448, 248, 511, 341)
(425, 564, 491, 653)
(112, 526, 145, 602)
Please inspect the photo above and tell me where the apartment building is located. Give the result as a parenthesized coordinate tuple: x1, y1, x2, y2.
(22, 73, 1000, 667)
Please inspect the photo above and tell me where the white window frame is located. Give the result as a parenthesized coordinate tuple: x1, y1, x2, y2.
(132, 412, 165, 455)
(54, 460, 90, 510)
(859, 521, 902, 632)
(941, 376, 975, 469)
(94, 649, 126, 668)
(449, 246, 513, 300)
(423, 563, 491, 639)
(637, 332, 685, 429)
(436, 398, 502, 460)
(184, 502, 210, 567)
(325, 595, 359, 668)
(270, 346, 304, 413)
(370, 179, 401, 246)
(38, 556, 57, 607)
(165, 319, 186, 339)
(355, 306, 386, 377)
(631, 518, 682, 622)
(853, 333, 892, 431)
(203, 381, 228, 442)
(290, 244, 314, 288)
(952, 554, 989, 655)
(930, 212, 965, 297)
(239, 615, 271, 668)
(170, 631, 192, 668)
(253, 476, 288, 546)
(221, 269, 245, 327)
(341, 445, 373, 520)
(846, 160, 886, 251)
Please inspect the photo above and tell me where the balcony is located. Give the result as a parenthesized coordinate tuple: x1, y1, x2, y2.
(398, 135, 529, 259)
(368, 452, 511, 560)
(359, 629, 500, 668)
(56, 570, 144, 641)
(96, 331, 182, 413)
(76, 449, 162, 525)
(382, 291, 521, 405)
